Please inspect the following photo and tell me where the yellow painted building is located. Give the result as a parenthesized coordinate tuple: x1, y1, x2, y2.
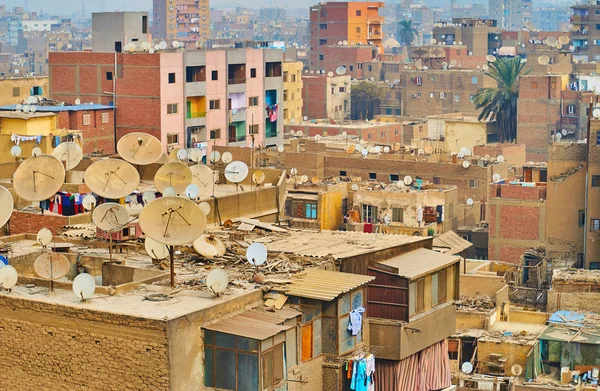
(0, 111, 82, 164)
(427, 113, 496, 154)
(283, 62, 304, 125)
(0, 77, 49, 106)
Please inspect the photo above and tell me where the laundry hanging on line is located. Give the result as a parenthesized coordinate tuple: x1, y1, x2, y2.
(346, 353, 376, 391)
(265, 103, 279, 122)
(11, 134, 42, 146)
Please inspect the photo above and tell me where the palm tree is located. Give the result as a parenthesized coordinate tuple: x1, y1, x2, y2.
(397, 20, 418, 54)
(473, 57, 529, 143)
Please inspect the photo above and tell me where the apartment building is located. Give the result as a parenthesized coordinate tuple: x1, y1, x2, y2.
(432, 18, 502, 57)
(302, 74, 351, 121)
(309, 2, 384, 71)
(152, 0, 210, 46)
(489, 0, 533, 30)
(91, 12, 149, 53)
(283, 61, 303, 125)
(0, 76, 48, 105)
(49, 48, 284, 152)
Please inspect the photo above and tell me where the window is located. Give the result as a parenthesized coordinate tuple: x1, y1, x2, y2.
(381, 131, 385, 138)
(168, 72, 176, 83)
(82, 114, 91, 126)
(531, 82, 538, 89)
(319, 54, 324, 60)
(167, 133, 179, 144)
(203, 330, 260, 390)
(142, 15, 148, 33)
(471, 76, 478, 84)
(470, 179, 479, 188)
(390, 174, 399, 181)
(31, 86, 42, 95)
(305, 203, 317, 219)
(106, 71, 113, 80)
(592, 262, 600, 270)
(395, 129, 399, 136)
(579, 210, 586, 227)
(592, 219, 600, 231)
(250, 68, 257, 78)
(350, 65, 354, 71)
(440, 92, 446, 99)
(432, 272, 439, 306)
(469, 95, 474, 102)
(301, 323, 313, 361)
(392, 207, 403, 222)
(319, 23, 327, 29)
(340, 170, 347, 177)
(367, 133, 372, 140)
(409, 282, 416, 316)
(283, 90, 288, 101)
(319, 39, 327, 45)
(186, 66, 206, 82)
(211, 70, 218, 80)
(249, 124, 258, 134)
(593, 176, 600, 187)
(12, 87, 19, 97)
(369, 173, 377, 180)
(209, 100, 220, 110)
(597, 131, 600, 145)
(454, 94, 460, 102)
(249, 96, 259, 106)
(339, 87, 346, 93)
(568, 105, 576, 114)
(262, 342, 285, 389)
(416, 76, 422, 85)
(361, 204, 377, 223)
(167, 103, 178, 114)
(433, 176, 441, 184)
(356, 27, 361, 33)
(448, 340, 459, 360)
(356, 10, 361, 16)
(101, 112, 109, 124)
(210, 129, 221, 139)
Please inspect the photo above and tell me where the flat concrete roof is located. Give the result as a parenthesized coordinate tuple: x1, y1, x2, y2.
(0, 111, 56, 119)
(0, 104, 114, 112)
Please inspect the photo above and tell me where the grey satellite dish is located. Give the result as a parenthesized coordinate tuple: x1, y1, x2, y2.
(336, 65, 347, 75)
(555, 132, 562, 141)
(0, 265, 18, 289)
(31, 147, 42, 157)
(36, 228, 52, 247)
(142, 191, 156, 204)
(11, 145, 21, 157)
(361, 149, 368, 157)
(277, 145, 284, 153)
(593, 108, 600, 119)
(493, 173, 501, 182)
(511, 364, 523, 376)
(467, 198, 474, 206)
(72, 273, 96, 301)
(561, 129, 567, 136)
(206, 268, 229, 295)
(199, 202, 211, 216)
(185, 184, 200, 199)
(497, 155, 505, 163)
(82, 194, 96, 210)
(246, 243, 267, 266)
(461, 362, 473, 374)
(403, 176, 413, 186)
(163, 187, 177, 197)
(463, 161, 470, 169)
(176, 149, 188, 160)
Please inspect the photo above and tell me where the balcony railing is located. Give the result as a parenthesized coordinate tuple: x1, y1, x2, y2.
(187, 111, 206, 119)
(228, 135, 246, 143)
(228, 77, 246, 85)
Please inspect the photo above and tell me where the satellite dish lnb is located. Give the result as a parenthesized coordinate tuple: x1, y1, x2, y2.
(246, 243, 267, 266)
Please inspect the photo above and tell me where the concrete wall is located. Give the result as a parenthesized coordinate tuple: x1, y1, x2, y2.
(459, 274, 507, 298)
(0, 76, 49, 105)
(477, 339, 536, 376)
(160, 51, 185, 150)
(456, 309, 497, 330)
(509, 310, 548, 324)
(547, 291, 600, 313)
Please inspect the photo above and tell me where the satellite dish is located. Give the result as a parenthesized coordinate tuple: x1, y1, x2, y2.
(16, 104, 22, 111)
(0, 265, 18, 289)
(418, 148, 425, 155)
(559, 35, 570, 45)
(10, 145, 21, 157)
(206, 268, 229, 294)
(23, 105, 30, 112)
(303, 116, 308, 121)
(315, 134, 322, 142)
(159, 41, 168, 50)
(511, 364, 523, 376)
(383, 146, 390, 153)
(246, 243, 267, 266)
(221, 151, 233, 164)
(31, 147, 42, 157)
(176, 149, 188, 161)
(555, 132, 562, 141)
(142, 191, 156, 204)
(483, 65, 489, 71)
(361, 149, 368, 157)
(538, 55, 550, 65)
(392, 142, 401, 151)
(0, 186, 13, 228)
(225, 161, 249, 183)
(33, 253, 71, 280)
(190, 165, 214, 196)
(297, 130, 304, 137)
(13, 155, 65, 201)
(336, 66, 347, 75)
(117, 132, 163, 165)
(82, 194, 96, 211)
(351, 183, 359, 191)
(172, 40, 180, 48)
(424, 145, 433, 154)
(461, 362, 473, 374)
(92, 203, 129, 231)
(210, 150, 221, 163)
(300, 175, 309, 184)
(52, 142, 83, 170)
(36, 228, 53, 247)
(138, 197, 206, 246)
(486, 55, 496, 62)
(328, 71, 334, 77)
(74, 99, 81, 105)
(72, 273, 96, 300)
(493, 173, 501, 182)
(185, 183, 200, 199)
(546, 36, 558, 46)
(397, 181, 406, 189)
(403, 176, 413, 185)
(497, 155, 505, 163)
(145, 237, 169, 260)
(193, 234, 226, 258)
(252, 170, 266, 185)
(188, 148, 203, 163)
(85, 159, 140, 199)
(277, 145, 284, 153)
(463, 161, 470, 169)
(154, 162, 193, 193)
(199, 202, 211, 216)
(561, 129, 568, 136)
(467, 198, 474, 206)
(290, 168, 298, 176)
(163, 187, 177, 196)
(593, 108, 600, 119)
(346, 145, 356, 154)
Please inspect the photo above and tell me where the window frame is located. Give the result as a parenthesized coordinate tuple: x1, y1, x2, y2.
(211, 70, 218, 80)
(168, 72, 176, 84)
(392, 207, 403, 222)
(166, 133, 179, 145)
(209, 99, 220, 110)
(82, 113, 91, 126)
(167, 103, 178, 114)
(101, 112, 109, 124)
(591, 218, 600, 232)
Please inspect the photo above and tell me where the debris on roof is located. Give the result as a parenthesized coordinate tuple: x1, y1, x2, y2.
(455, 295, 495, 312)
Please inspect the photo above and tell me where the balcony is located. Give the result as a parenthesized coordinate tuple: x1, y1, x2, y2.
(187, 111, 206, 119)
(571, 29, 589, 38)
(571, 14, 589, 23)
(227, 77, 246, 85)
(370, 303, 456, 360)
(228, 121, 246, 144)
(229, 107, 246, 122)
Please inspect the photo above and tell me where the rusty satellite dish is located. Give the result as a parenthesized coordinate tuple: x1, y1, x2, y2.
(139, 197, 206, 246)
(52, 141, 83, 170)
(33, 252, 71, 281)
(190, 165, 214, 196)
(13, 155, 65, 201)
(85, 159, 140, 199)
(154, 162, 193, 194)
(92, 202, 129, 231)
(117, 132, 163, 165)
(193, 234, 226, 258)
(0, 186, 14, 228)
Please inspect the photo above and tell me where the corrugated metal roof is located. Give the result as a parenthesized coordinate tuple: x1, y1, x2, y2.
(203, 309, 295, 340)
(432, 231, 472, 255)
(284, 269, 374, 301)
(378, 248, 461, 280)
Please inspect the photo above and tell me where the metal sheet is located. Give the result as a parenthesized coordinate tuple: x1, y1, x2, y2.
(281, 269, 374, 301)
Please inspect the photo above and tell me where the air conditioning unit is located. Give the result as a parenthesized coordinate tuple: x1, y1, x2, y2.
(411, 94, 417, 98)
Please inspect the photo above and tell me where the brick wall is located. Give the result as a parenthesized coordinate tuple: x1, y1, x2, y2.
(477, 339, 535, 376)
(288, 355, 324, 391)
(473, 144, 527, 168)
(8, 211, 78, 236)
(547, 291, 600, 313)
(0, 295, 169, 391)
(57, 110, 115, 154)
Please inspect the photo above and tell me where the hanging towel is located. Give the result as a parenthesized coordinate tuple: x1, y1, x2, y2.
(363, 223, 373, 234)
(350, 360, 358, 390)
(348, 306, 366, 336)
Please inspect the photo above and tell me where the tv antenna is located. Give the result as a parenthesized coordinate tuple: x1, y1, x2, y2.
(117, 132, 163, 165)
(85, 159, 140, 198)
(154, 162, 193, 194)
(13, 155, 65, 202)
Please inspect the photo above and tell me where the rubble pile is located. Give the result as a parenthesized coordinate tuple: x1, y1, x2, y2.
(455, 295, 495, 312)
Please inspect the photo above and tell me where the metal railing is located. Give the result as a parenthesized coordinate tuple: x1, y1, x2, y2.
(228, 135, 246, 142)
(187, 111, 206, 119)
(228, 77, 246, 85)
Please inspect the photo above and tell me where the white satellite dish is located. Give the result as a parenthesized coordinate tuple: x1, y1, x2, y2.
(561, 129, 568, 136)
(0, 265, 18, 290)
(593, 108, 600, 119)
(176, 149, 188, 161)
(199, 202, 211, 215)
(511, 364, 523, 376)
(246, 243, 268, 266)
(163, 187, 177, 197)
(159, 41, 168, 50)
(463, 161, 470, 169)
(328, 71, 334, 77)
(10, 146, 21, 157)
(210, 151, 221, 163)
(403, 175, 413, 185)
(145, 237, 169, 260)
(30, 106, 36, 113)
(75, 99, 81, 105)
(303, 116, 308, 121)
(149, 48, 155, 54)
(172, 40, 180, 48)
(493, 173, 501, 182)
(185, 184, 200, 199)
(336, 66, 347, 75)
(206, 269, 229, 294)
(461, 362, 473, 374)
(142, 191, 156, 204)
(555, 132, 562, 141)
(497, 155, 505, 163)
(351, 183, 359, 191)
(31, 147, 42, 157)
(188, 148, 203, 163)
(36, 228, 53, 247)
(290, 167, 298, 176)
(72, 273, 96, 300)
(383, 146, 390, 153)
(397, 181, 406, 189)
(277, 145, 284, 153)
(82, 194, 96, 210)
(224, 161, 249, 183)
(361, 149, 368, 157)
(15, 104, 22, 111)
(315, 134, 322, 142)
(467, 198, 474, 206)
(222, 151, 233, 164)
(297, 130, 304, 137)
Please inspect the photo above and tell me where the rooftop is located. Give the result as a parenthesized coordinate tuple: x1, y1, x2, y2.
(0, 111, 56, 119)
(281, 269, 374, 301)
(551, 268, 600, 283)
(378, 248, 461, 279)
(0, 103, 114, 112)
